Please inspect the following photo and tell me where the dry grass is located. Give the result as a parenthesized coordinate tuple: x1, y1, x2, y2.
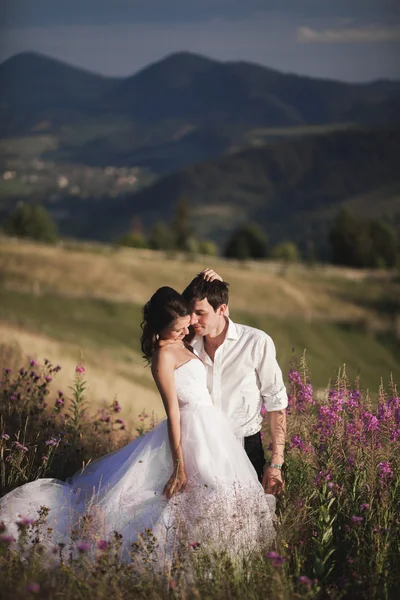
(0, 236, 394, 322)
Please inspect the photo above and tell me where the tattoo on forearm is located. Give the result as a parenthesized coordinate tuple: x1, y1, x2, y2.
(270, 410, 286, 461)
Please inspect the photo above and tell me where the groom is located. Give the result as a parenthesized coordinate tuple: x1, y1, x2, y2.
(183, 271, 287, 495)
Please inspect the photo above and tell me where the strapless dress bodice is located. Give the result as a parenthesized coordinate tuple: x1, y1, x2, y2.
(174, 358, 213, 410)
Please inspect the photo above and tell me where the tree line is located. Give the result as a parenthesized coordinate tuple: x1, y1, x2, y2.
(2, 201, 399, 269)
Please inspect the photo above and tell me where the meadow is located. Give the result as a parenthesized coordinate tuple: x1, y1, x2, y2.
(0, 236, 400, 598)
(0, 353, 399, 599)
(0, 235, 399, 414)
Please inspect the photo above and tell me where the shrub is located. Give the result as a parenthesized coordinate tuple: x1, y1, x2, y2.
(5, 203, 58, 244)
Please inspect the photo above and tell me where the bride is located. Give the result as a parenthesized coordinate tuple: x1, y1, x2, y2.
(0, 287, 276, 562)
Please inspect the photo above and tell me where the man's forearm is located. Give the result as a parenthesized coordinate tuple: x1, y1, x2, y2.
(269, 409, 287, 464)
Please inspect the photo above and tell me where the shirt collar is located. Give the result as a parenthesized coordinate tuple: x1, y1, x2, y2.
(226, 318, 239, 340)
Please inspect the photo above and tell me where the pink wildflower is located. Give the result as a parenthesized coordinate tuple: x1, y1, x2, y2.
(0, 534, 14, 545)
(77, 541, 90, 553)
(351, 516, 363, 524)
(97, 539, 108, 551)
(267, 551, 285, 567)
(16, 517, 35, 529)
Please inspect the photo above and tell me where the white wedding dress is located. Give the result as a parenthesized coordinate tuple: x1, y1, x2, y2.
(0, 359, 276, 562)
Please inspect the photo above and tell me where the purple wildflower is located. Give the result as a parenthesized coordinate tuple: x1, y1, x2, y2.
(0, 534, 14, 545)
(97, 539, 109, 551)
(267, 550, 285, 567)
(298, 575, 312, 588)
(360, 503, 370, 511)
(16, 517, 35, 529)
(351, 516, 363, 524)
(314, 470, 331, 486)
(29, 359, 39, 367)
(77, 541, 90, 553)
(14, 441, 29, 452)
(112, 400, 121, 413)
(45, 438, 59, 447)
(75, 365, 85, 374)
(378, 461, 393, 480)
(1, 434, 10, 440)
(363, 411, 379, 432)
(27, 583, 40, 594)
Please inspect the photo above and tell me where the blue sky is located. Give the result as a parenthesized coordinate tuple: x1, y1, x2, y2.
(1, 1, 399, 81)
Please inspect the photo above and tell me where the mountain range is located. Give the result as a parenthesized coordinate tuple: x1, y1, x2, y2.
(1, 51, 400, 174)
(1, 51, 400, 255)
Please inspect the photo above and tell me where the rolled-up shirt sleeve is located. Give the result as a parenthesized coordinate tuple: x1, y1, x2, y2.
(256, 335, 288, 412)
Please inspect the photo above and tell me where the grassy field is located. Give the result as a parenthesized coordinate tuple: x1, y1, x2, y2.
(0, 236, 399, 421)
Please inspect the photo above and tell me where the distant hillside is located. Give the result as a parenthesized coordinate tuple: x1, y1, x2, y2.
(1, 51, 400, 174)
(0, 53, 121, 137)
(68, 127, 399, 256)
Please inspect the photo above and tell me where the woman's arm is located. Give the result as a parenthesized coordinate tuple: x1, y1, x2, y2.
(151, 350, 187, 498)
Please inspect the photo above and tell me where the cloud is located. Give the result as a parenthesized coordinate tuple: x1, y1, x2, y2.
(298, 25, 400, 43)
(1, 0, 399, 29)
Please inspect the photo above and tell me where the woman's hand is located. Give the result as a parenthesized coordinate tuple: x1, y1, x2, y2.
(200, 268, 223, 282)
(163, 465, 188, 499)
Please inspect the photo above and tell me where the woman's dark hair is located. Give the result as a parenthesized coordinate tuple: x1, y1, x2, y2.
(140, 286, 190, 363)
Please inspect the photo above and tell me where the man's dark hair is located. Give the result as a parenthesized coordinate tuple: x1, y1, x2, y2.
(182, 275, 229, 310)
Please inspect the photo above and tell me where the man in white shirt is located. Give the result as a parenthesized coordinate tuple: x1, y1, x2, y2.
(183, 273, 287, 494)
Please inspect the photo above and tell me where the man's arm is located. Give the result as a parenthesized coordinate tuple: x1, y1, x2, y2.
(256, 335, 288, 495)
(263, 409, 286, 495)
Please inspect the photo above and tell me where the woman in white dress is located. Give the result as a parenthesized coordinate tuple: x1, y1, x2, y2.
(0, 287, 276, 563)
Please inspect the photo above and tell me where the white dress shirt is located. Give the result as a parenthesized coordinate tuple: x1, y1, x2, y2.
(191, 319, 288, 438)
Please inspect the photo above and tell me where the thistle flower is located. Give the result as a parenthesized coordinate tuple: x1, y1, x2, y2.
(14, 441, 29, 452)
(267, 551, 285, 567)
(298, 575, 312, 588)
(16, 517, 35, 529)
(45, 438, 59, 447)
(0, 535, 14, 545)
(77, 541, 90, 553)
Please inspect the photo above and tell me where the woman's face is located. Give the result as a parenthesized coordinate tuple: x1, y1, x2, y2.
(162, 315, 191, 342)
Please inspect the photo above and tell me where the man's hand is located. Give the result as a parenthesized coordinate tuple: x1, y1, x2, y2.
(262, 466, 284, 496)
(199, 268, 223, 282)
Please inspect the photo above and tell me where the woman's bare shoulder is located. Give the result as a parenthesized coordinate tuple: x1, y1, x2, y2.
(151, 345, 177, 373)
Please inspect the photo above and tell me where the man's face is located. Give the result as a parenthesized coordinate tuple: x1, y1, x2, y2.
(190, 297, 225, 336)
